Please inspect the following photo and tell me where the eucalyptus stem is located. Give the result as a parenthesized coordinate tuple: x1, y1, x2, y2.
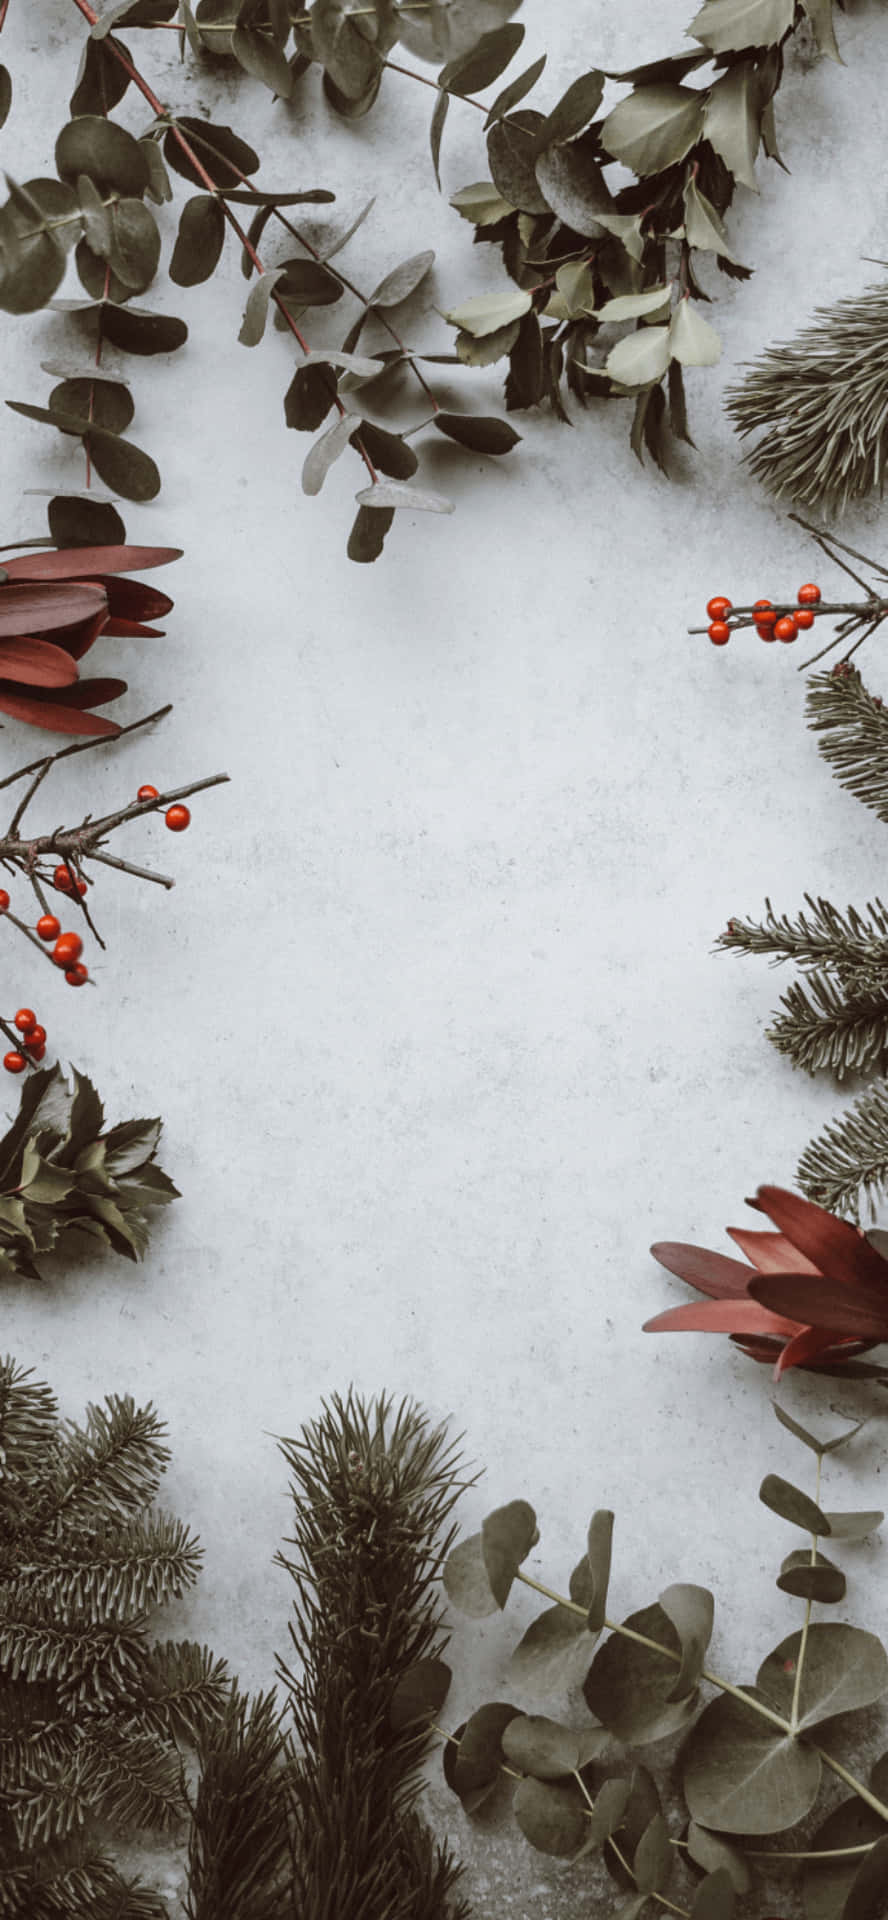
(789, 1450, 822, 1733)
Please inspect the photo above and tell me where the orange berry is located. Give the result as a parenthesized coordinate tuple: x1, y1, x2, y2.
(795, 608, 815, 630)
(798, 583, 821, 605)
(708, 622, 731, 646)
(775, 616, 798, 643)
(706, 596, 732, 619)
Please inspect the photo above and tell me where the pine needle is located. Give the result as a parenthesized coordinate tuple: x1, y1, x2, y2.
(727, 279, 888, 512)
(805, 666, 888, 821)
(797, 1079, 888, 1220)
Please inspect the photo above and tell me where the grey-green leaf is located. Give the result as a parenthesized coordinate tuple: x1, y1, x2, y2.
(238, 268, 286, 346)
(369, 250, 435, 308)
(301, 412, 356, 495)
(776, 1550, 846, 1604)
(481, 1498, 539, 1606)
(532, 69, 605, 154)
(433, 413, 520, 454)
(501, 1714, 595, 1780)
(659, 1583, 714, 1701)
(683, 1689, 821, 1833)
(355, 479, 455, 515)
(508, 1598, 599, 1695)
(584, 1604, 699, 1745)
(443, 1531, 499, 1616)
(757, 1624, 888, 1731)
(634, 1813, 673, 1895)
(601, 85, 705, 175)
(170, 194, 225, 286)
(512, 1775, 587, 1857)
(686, 1823, 752, 1894)
(439, 23, 525, 96)
(56, 116, 150, 195)
(689, 0, 795, 55)
(485, 53, 546, 128)
(692, 1869, 736, 1920)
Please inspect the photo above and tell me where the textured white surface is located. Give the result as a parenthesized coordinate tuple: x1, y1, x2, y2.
(3, 2, 888, 1910)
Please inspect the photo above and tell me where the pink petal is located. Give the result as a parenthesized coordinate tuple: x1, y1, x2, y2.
(752, 1186, 888, 1291)
(748, 1272, 888, 1338)
(727, 1227, 822, 1276)
(2, 545, 182, 581)
(0, 638, 79, 688)
(649, 1241, 756, 1300)
(643, 1298, 803, 1338)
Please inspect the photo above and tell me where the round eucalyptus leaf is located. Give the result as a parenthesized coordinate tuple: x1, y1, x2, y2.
(49, 379, 135, 436)
(584, 1603, 699, 1744)
(440, 22, 525, 95)
(481, 1498, 539, 1606)
(347, 503, 394, 563)
(487, 111, 550, 213)
(535, 140, 615, 236)
(56, 116, 150, 196)
(0, 65, 10, 131)
(683, 1689, 821, 1834)
(48, 495, 126, 549)
(170, 195, 226, 287)
(105, 199, 161, 293)
(444, 1701, 520, 1810)
(508, 1598, 598, 1696)
(776, 1551, 846, 1604)
(284, 363, 337, 433)
(686, 1822, 752, 1894)
(659, 1583, 714, 1702)
(389, 1657, 451, 1733)
(691, 1868, 736, 1920)
(101, 305, 188, 355)
(603, 1767, 662, 1889)
(757, 1624, 888, 1731)
(70, 34, 131, 117)
(163, 117, 260, 190)
(0, 210, 66, 315)
(21, 179, 80, 251)
(74, 238, 133, 306)
(801, 1797, 887, 1920)
(634, 1811, 673, 1894)
(433, 413, 521, 455)
(348, 423, 418, 480)
(369, 249, 436, 309)
(501, 1714, 583, 1780)
(442, 1531, 499, 1616)
(512, 1775, 587, 1857)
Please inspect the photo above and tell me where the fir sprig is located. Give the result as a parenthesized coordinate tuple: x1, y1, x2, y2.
(767, 972, 888, 1078)
(726, 279, 888, 512)
(806, 666, 888, 821)
(277, 1391, 471, 1920)
(185, 1688, 291, 1920)
(797, 1079, 888, 1221)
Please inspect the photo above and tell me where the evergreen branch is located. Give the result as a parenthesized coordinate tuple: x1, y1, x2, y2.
(48, 1397, 171, 1535)
(78, 1723, 186, 1832)
(718, 894, 888, 984)
(767, 973, 888, 1079)
(797, 1078, 888, 1221)
(0, 1605, 150, 1704)
(0, 1359, 58, 1482)
(10, 1512, 202, 1623)
(726, 279, 888, 512)
(806, 666, 888, 822)
(0, 1841, 166, 1920)
(185, 1688, 291, 1920)
(130, 1640, 230, 1746)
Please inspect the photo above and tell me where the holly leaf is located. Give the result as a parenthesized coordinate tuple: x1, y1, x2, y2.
(689, 0, 795, 53)
(601, 84, 705, 175)
(668, 300, 721, 367)
(606, 326, 671, 388)
(443, 286, 532, 337)
(703, 62, 761, 190)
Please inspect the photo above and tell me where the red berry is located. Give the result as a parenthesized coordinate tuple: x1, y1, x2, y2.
(76, 879, 87, 898)
(36, 914, 61, 942)
(753, 601, 776, 626)
(774, 616, 798, 643)
(798, 583, 821, 605)
(795, 608, 815, 630)
(708, 622, 731, 646)
(13, 1009, 36, 1034)
(138, 784, 159, 802)
(706, 596, 732, 619)
(53, 865, 74, 892)
(3, 1051, 26, 1074)
(25, 1025, 46, 1050)
(0, 890, 9, 912)
(165, 804, 191, 832)
(27, 1042, 45, 1062)
(65, 963, 88, 987)
(757, 624, 777, 642)
(52, 932, 83, 967)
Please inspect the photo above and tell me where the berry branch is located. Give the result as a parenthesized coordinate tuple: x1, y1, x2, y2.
(691, 519, 888, 667)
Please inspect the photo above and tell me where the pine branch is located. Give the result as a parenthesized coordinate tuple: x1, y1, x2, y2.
(767, 972, 888, 1078)
(130, 1640, 231, 1747)
(276, 1391, 470, 1920)
(0, 1841, 167, 1920)
(806, 666, 888, 822)
(726, 278, 888, 511)
(797, 1078, 888, 1221)
(718, 894, 888, 987)
(185, 1688, 291, 1920)
(9, 1512, 203, 1623)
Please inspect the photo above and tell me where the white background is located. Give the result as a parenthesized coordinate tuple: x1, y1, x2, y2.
(4, 3, 888, 1911)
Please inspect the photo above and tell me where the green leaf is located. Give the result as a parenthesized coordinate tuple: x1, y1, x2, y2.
(634, 1813, 673, 1895)
(668, 300, 721, 367)
(75, 235, 132, 304)
(686, 1823, 752, 1894)
(534, 141, 613, 236)
(513, 1775, 587, 1857)
(689, 0, 795, 54)
(759, 1473, 832, 1533)
(48, 494, 126, 547)
(485, 53, 547, 128)
(601, 84, 705, 175)
(91, 0, 177, 32)
(584, 1604, 700, 1744)
(301, 412, 356, 495)
(355, 477, 455, 514)
(821, 1509, 884, 1540)
(683, 177, 740, 263)
(703, 62, 761, 191)
(276, 258, 344, 308)
(501, 1714, 598, 1780)
(349, 421, 417, 479)
(430, 90, 449, 189)
(302, 348, 383, 378)
(49, 378, 134, 435)
(369, 250, 435, 308)
(100, 304, 188, 353)
(444, 286, 532, 337)
(487, 114, 550, 213)
(0, 202, 66, 315)
(56, 117, 150, 196)
(220, 189, 336, 206)
(389, 1657, 451, 1732)
(659, 1583, 714, 1701)
(757, 1624, 888, 1730)
(606, 326, 671, 388)
(6, 402, 160, 501)
(102, 1117, 162, 1176)
(583, 1510, 614, 1633)
(70, 36, 131, 117)
(439, 23, 525, 95)
(77, 172, 112, 255)
(683, 1688, 820, 1833)
(508, 1597, 599, 1695)
(443, 1531, 500, 1616)
(842, 1833, 888, 1920)
(169, 194, 225, 286)
(581, 1776, 631, 1850)
(776, 1550, 846, 1604)
(347, 503, 394, 563)
(801, 1800, 888, 1920)
(231, 25, 294, 94)
(238, 268, 286, 346)
(598, 284, 671, 322)
(140, 139, 173, 205)
(455, 318, 521, 365)
(105, 198, 161, 292)
(433, 413, 520, 454)
(444, 1701, 519, 1810)
(284, 362, 337, 431)
(163, 117, 260, 189)
(802, 0, 842, 62)
(532, 70, 606, 154)
(451, 181, 514, 225)
(310, 0, 381, 102)
(692, 1869, 736, 1920)
(481, 1498, 538, 1606)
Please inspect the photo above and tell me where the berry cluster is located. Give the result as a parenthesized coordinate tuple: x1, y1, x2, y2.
(706, 584, 822, 647)
(137, 784, 192, 832)
(3, 1008, 48, 1074)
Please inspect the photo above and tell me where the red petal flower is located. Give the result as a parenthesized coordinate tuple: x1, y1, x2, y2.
(726, 1228, 821, 1275)
(0, 688, 120, 735)
(751, 1185, 888, 1291)
(649, 1241, 756, 1299)
(0, 638, 79, 688)
(0, 545, 180, 733)
(2, 545, 182, 581)
(0, 582, 107, 639)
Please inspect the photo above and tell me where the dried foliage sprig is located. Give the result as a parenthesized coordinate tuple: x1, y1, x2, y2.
(276, 1391, 471, 1920)
(0, 0, 865, 560)
(0, 1062, 178, 1278)
(726, 276, 888, 513)
(427, 1404, 888, 1920)
(0, 1354, 229, 1917)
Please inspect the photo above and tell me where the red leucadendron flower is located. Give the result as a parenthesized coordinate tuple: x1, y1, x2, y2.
(645, 1185, 888, 1378)
(0, 544, 181, 736)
